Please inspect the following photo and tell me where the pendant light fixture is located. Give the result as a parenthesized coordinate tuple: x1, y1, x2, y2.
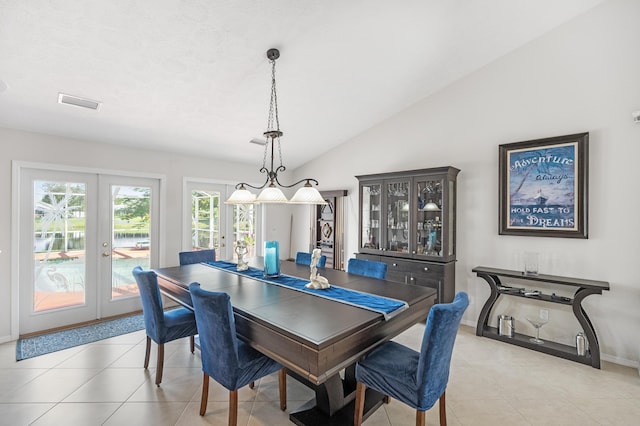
(226, 48, 326, 205)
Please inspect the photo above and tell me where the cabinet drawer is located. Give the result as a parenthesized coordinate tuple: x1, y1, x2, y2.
(410, 262, 444, 282)
(386, 259, 442, 276)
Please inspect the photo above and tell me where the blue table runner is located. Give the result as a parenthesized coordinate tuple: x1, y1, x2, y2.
(204, 261, 407, 319)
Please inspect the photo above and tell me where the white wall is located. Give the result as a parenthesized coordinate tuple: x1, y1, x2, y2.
(0, 127, 264, 342)
(292, 0, 640, 366)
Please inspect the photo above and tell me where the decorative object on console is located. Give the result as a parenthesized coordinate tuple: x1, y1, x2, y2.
(305, 248, 330, 289)
(235, 240, 249, 271)
(523, 251, 539, 276)
(498, 314, 514, 338)
(526, 314, 548, 344)
(576, 331, 587, 356)
(499, 132, 589, 238)
(263, 241, 280, 278)
(225, 48, 325, 205)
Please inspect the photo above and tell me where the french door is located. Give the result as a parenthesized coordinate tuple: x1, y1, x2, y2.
(19, 168, 159, 334)
(183, 181, 259, 261)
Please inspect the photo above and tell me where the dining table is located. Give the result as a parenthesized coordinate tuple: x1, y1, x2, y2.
(154, 258, 436, 425)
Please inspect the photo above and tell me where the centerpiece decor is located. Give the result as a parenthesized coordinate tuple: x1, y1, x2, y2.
(263, 240, 280, 277)
(305, 248, 330, 289)
(235, 240, 249, 271)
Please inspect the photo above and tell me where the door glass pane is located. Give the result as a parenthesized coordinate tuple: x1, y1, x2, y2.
(361, 184, 381, 249)
(386, 181, 409, 253)
(33, 181, 86, 312)
(191, 190, 221, 251)
(416, 179, 443, 257)
(232, 203, 256, 260)
(111, 185, 151, 300)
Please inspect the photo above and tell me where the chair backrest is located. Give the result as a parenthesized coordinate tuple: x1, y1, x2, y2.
(132, 266, 166, 342)
(347, 258, 387, 279)
(179, 249, 216, 265)
(417, 292, 469, 406)
(189, 283, 241, 390)
(295, 251, 327, 268)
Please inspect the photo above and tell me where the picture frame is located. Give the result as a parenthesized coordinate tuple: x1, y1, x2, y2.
(499, 132, 588, 238)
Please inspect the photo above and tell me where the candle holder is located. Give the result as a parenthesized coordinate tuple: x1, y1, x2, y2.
(264, 241, 280, 278)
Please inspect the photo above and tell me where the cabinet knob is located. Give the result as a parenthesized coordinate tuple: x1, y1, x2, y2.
(410, 277, 415, 281)
(393, 263, 398, 267)
(423, 267, 429, 271)
(412, 251, 416, 254)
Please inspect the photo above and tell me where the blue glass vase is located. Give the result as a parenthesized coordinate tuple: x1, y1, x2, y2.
(263, 241, 280, 278)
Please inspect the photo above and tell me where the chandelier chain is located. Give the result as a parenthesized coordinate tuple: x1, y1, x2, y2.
(267, 59, 280, 133)
(267, 57, 284, 168)
(261, 139, 268, 169)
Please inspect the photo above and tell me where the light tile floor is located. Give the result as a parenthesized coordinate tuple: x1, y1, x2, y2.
(0, 325, 638, 425)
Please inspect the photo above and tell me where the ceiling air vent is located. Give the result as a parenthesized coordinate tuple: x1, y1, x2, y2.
(58, 93, 101, 110)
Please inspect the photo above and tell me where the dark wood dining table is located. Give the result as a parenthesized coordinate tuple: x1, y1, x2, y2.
(154, 259, 436, 425)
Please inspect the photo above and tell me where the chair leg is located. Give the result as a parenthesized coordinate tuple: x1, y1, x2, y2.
(416, 410, 426, 426)
(383, 395, 390, 404)
(155, 343, 164, 386)
(190, 335, 195, 353)
(439, 391, 447, 426)
(199, 373, 209, 416)
(278, 368, 287, 411)
(249, 381, 255, 389)
(353, 381, 366, 426)
(228, 389, 238, 426)
(144, 336, 151, 369)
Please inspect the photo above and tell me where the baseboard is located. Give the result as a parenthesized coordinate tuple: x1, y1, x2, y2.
(0, 334, 14, 344)
(460, 319, 476, 328)
(600, 352, 639, 371)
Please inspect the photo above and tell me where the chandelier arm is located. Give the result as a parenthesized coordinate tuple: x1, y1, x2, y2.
(273, 178, 320, 189)
(235, 178, 270, 190)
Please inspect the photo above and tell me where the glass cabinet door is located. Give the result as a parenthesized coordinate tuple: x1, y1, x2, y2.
(385, 179, 410, 254)
(361, 183, 382, 250)
(415, 177, 444, 258)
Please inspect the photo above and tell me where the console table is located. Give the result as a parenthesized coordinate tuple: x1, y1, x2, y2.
(473, 266, 609, 368)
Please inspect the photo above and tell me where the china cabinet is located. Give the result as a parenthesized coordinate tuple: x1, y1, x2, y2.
(356, 167, 459, 303)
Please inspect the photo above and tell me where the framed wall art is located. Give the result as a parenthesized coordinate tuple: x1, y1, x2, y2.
(499, 132, 588, 238)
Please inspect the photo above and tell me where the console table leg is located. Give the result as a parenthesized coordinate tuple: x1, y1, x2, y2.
(475, 273, 501, 336)
(573, 287, 602, 368)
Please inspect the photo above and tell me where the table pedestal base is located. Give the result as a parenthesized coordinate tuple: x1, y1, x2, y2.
(289, 367, 386, 426)
(290, 388, 385, 426)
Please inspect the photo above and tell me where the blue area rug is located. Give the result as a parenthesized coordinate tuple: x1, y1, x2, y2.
(16, 314, 145, 361)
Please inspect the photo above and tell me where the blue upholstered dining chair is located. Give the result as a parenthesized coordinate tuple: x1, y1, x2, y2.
(189, 283, 287, 424)
(353, 292, 469, 426)
(178, 248, 216, 265)
(295, 251, 327, 268)
(347, 258, 387, 279)
(132, 266, 198, 386)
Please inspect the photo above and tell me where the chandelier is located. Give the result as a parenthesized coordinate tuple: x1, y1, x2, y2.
(225, 48, 326, 205)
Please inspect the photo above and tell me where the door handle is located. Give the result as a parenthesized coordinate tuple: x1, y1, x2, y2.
(102, 251, 111, 257)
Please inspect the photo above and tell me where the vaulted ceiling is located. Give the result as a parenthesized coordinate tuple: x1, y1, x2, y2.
(0, 0, 605, 168)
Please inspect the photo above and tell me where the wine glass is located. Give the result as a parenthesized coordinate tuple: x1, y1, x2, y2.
(526, 316, 548, 344)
